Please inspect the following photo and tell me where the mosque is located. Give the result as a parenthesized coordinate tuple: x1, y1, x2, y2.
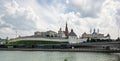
(82, 29, 110, 39)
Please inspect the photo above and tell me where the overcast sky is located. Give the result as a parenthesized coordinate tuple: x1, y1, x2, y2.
(0, 0, 120, 39)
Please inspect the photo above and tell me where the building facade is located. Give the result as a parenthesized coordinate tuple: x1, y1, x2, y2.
(82, 29, 110, 39)
(10, 23, 111, 44)
(34, 30, 57, 37)
(68, 29, 78, 43)
(57, 22, 69, 39)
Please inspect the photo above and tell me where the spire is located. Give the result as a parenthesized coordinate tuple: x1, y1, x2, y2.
(90, 28, 92, 34)
(65, 22, 69, 38)
(59, 28, 62, 31)
(97, 29, 99, 33)
(66, 21, 68, 27)
(93, 28, 96, 33)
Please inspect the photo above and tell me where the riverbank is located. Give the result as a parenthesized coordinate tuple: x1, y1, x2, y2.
(0, 48, 120, 53)
(1, 41, 120, 53)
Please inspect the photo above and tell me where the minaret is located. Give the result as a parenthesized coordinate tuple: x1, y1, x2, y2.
(93, 28, 96, 33)
(59, 28, 62, 31)
(65, 22, 69, 38)
(90, 28, 92, 34)
(97, 29, 99, 34)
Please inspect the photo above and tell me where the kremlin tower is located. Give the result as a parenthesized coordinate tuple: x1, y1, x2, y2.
(64, 22, 69, 38)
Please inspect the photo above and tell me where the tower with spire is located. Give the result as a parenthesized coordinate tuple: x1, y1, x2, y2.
(64, 22, 69, 38)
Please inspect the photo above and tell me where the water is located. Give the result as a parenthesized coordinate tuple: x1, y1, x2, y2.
(0, 51, 120, 61)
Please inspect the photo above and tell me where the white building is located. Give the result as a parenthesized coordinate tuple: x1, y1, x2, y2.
(69, 29, 78, 43)
(34, 30, 57, 37)
(82, 29, 110, 39)
(58, 28, 66, 38)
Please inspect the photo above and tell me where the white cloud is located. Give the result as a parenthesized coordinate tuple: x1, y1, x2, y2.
(97, 0, 120, 38)
(0, 0, 120, 39)
(68, 0, 105, 17)
(0, 0, 67, 38)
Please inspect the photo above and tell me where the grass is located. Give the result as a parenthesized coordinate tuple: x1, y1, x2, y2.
(6, 40, 68, 45)
(64, 58, 68, 61)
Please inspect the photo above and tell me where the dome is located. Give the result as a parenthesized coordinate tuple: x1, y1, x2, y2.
(92, 29, 97, 34)
(69, 29, 77, 36)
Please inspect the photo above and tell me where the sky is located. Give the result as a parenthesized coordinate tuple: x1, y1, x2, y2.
(0, 0, 120, 39)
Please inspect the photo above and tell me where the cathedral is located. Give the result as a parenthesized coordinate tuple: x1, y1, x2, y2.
(34, 22, 77, 39)
(58, 22, 77, 39)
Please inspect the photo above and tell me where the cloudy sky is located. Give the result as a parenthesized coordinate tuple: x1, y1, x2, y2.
(0, 0, 120, 39)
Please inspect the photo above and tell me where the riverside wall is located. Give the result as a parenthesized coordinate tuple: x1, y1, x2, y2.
(10, 38, 68, 42)
(10, 37, 87, 43)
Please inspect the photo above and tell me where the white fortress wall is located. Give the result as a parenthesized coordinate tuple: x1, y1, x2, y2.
(69, 38, 87, 43)
(10, 37, 69, 42)
(10, 37, 87, 43)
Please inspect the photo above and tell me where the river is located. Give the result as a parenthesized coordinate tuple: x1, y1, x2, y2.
(0, 51, 120, 61)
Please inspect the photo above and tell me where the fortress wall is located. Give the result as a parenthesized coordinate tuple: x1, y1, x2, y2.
(11, 38, 68, 42)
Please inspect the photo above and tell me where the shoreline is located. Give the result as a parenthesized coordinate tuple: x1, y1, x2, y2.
(0, 48, 120, 53)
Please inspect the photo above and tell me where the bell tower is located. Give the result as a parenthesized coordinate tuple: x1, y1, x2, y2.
(65, 22, 69, 38)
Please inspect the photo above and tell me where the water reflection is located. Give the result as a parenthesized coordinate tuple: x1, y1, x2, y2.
(0, 51, 120, 61)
